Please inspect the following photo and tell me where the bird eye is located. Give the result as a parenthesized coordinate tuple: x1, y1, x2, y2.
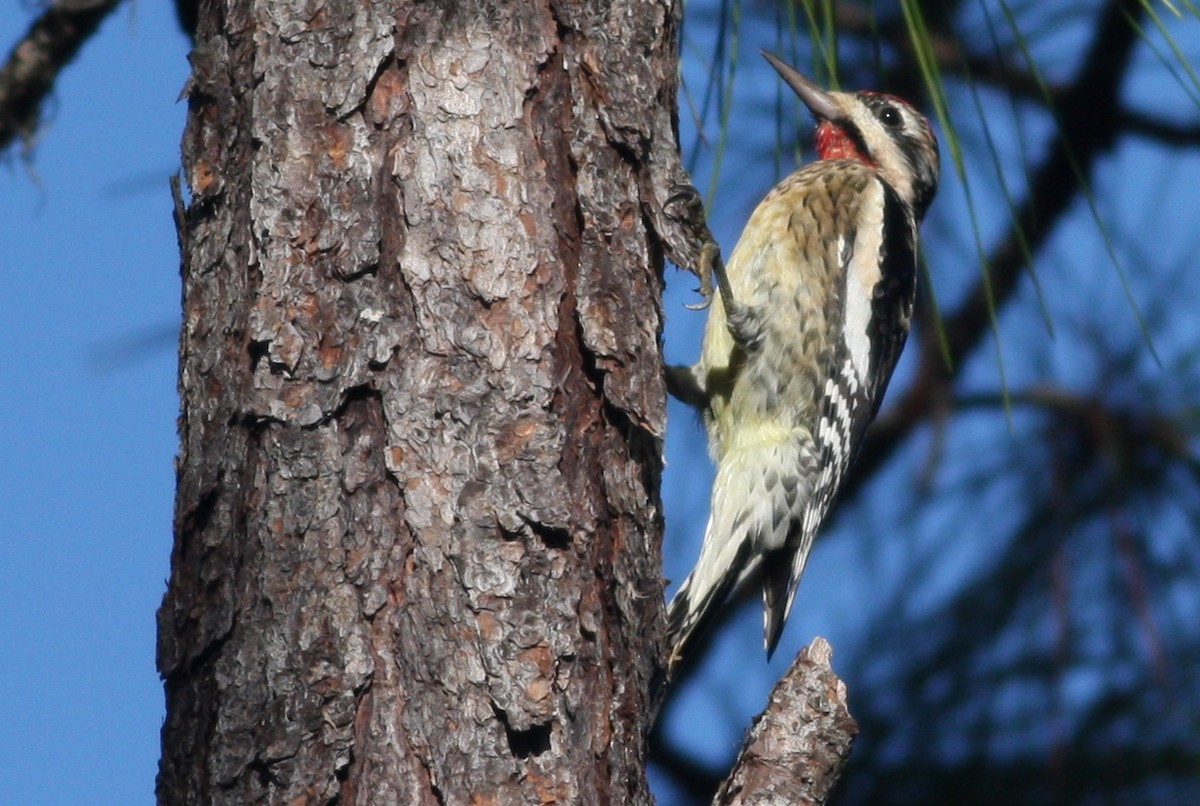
(878, 105, 902, 127)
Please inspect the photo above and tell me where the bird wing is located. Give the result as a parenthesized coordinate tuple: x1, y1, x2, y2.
(769, 169, 918, 650)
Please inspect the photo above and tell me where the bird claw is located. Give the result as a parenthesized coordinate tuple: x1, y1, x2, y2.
(685, 241, 719, 310)
(664, 182, 707, 222)
(665, 183, 722, 310)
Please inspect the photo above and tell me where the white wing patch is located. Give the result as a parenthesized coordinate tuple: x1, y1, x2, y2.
(841, 179, 887, 385)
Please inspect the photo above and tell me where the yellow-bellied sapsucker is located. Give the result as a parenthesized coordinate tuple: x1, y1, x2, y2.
(664, 51, 940, 675)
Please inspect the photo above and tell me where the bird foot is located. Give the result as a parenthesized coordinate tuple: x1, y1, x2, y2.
(664, 183, 722, 310)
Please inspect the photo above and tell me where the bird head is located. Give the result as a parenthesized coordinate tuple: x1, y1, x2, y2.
(762, 50, 940, 221)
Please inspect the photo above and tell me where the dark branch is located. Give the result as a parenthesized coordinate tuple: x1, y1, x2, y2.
(829, 1, 1064, 102)
(836, 0, 1200, 155)
(0, 0, 123, 157)
(647, 729, 725, 804)
(1118, 109, 1200, 147)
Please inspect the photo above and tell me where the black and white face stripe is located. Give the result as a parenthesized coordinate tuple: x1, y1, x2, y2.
(839, 92, 940, 221)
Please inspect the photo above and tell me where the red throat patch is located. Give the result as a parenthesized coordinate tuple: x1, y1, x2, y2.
(815, 120, 876, 166)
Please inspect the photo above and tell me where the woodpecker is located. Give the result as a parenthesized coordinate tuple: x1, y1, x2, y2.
(664, 51, 940, 675)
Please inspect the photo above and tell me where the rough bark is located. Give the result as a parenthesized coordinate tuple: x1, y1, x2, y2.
(157, 0, 705, 802)
(714, 639, 856, 806)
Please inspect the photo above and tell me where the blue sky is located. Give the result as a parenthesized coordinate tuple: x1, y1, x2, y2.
(0, 4, 188, 803)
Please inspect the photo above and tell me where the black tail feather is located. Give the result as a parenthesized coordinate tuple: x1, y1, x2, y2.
(760, 548, 793, 659)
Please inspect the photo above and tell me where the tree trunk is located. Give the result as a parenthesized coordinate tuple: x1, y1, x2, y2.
(157, 0, 698, 802)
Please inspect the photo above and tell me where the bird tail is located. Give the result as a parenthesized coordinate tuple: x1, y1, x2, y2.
(664, 511, 753, 678)
(663, 441, 818, 676)
(761, 539, 814, 657)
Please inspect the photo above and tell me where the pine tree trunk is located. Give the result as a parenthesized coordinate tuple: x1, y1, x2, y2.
(157, 1, 693, 802)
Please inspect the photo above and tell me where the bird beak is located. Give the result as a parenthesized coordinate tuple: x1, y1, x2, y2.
(761, 50, 843, 123)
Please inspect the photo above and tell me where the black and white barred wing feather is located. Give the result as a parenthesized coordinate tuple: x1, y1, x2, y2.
(779, 170, 919, 636)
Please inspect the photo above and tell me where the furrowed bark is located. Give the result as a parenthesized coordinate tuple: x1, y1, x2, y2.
(157, 0, 699, 802)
